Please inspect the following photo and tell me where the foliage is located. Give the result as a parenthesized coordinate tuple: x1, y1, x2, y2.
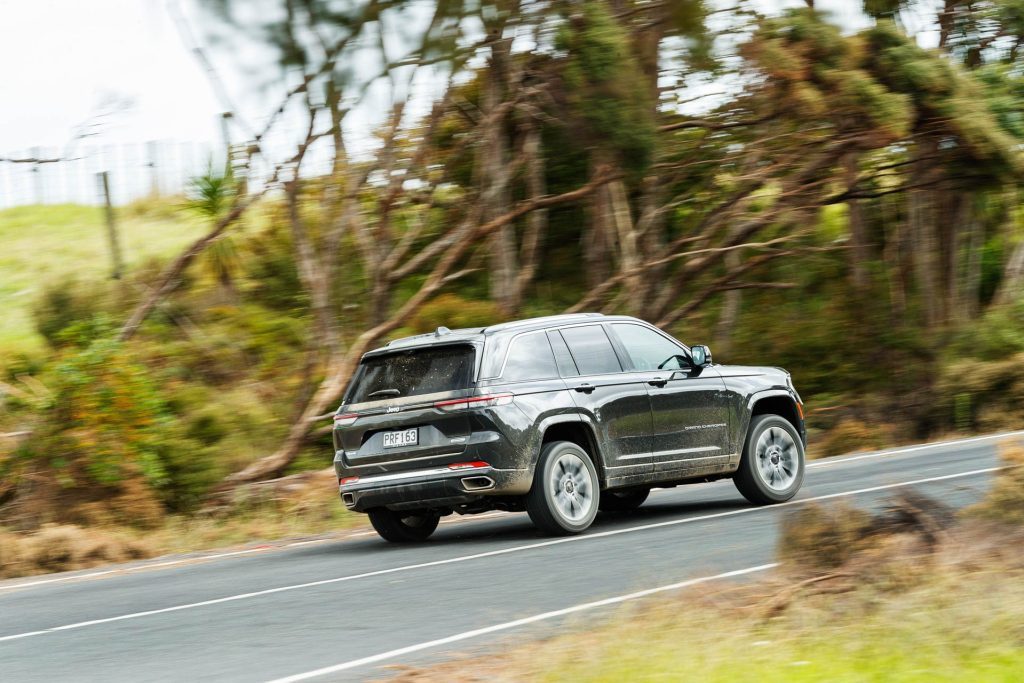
(557, 0, 656, 174)
(14, 333, 221, 524)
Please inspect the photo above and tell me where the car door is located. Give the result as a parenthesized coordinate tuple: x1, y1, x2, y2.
(607, 322, 732, 477)
(552, 324, 653, 482)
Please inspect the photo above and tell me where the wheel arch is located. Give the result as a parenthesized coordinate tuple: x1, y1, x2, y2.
(537, 415, 607, 486)
(743, 391, 803, 444)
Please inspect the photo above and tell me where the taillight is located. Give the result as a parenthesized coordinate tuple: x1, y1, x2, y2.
(339, 476, 359, 486)
(433, 394, 513, 412)
(448, 461, 490, 470)
(333, 413, 358, 426)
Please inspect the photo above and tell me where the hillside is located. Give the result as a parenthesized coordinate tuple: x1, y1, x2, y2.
(0, 201, 208, 355)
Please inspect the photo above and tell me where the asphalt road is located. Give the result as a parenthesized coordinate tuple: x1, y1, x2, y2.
(0, 432, 1018, 682)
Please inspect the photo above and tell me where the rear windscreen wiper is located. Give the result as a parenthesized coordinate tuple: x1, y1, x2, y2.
(368, 389, 401, 399)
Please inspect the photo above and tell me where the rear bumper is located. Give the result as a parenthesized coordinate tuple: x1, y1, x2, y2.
(338, 464, 528, 513)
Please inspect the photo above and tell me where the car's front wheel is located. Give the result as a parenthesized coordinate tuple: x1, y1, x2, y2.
(527, 441, 600, 535)
(367, 508, 441, 543)
(733, 414, 805, 505)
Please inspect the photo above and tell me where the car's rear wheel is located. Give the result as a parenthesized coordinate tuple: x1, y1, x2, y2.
(367, 508, 441, 543)
(527, 441, 600, 535)
(733, 414, 804, 505)
(598, 487, 650, 512)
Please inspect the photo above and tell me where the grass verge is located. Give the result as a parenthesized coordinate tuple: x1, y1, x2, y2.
(381, 442, 1024, 682)
(0, 470, 362, 580)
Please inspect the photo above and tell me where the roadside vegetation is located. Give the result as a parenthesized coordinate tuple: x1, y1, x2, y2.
(4, 0, 1024, 566)
(383, 441, 1024, 682)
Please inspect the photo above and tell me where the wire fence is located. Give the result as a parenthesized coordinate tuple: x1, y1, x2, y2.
(0, 141, 224, 208)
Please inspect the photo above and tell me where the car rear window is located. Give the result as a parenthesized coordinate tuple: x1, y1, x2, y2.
(346, 345, 475, 403)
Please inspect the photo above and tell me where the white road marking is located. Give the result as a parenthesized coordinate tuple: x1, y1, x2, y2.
(807, 430, 1024, 469)
(0, 465, 1001, 644)
(265, 563, 779, 683)
(2, 433, 1011, 595)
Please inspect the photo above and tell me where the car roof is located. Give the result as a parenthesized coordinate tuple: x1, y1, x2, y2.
(366, 312, 646, 356)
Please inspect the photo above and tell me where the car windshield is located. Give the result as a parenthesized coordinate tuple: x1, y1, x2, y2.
(346, 345, 475, 403)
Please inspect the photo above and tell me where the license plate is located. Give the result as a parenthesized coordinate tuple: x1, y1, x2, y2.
(382, 428, 418, 448)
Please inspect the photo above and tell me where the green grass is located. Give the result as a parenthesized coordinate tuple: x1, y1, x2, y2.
(0, 201, 207, 355)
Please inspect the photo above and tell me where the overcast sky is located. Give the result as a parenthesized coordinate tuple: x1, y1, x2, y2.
(0, 0, 931, 159)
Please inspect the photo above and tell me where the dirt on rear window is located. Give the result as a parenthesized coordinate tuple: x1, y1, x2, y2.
(346, 345, 475, 403)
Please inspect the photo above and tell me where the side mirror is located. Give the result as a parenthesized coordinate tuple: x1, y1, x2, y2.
(690, 344, 712, 367)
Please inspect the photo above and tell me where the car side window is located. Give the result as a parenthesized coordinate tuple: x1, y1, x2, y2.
(611, 323, 686, 371)
(547, 330, 579, 377)
(501, 331, 559, 382)
(559, 325, 622, 375)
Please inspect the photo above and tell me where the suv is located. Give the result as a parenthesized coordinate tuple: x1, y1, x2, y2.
(333, 313, 805, 542)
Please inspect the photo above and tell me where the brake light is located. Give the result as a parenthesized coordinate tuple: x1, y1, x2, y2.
(448, 461, 490, 470)
(339, 476, 359, 485)
(433, 394, 513, 412)
(333, 413, 358, 426)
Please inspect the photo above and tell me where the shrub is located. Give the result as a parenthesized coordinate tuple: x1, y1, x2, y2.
(816, 419, 886, 457)
(31, 278, 109, 348)
(18, 336, 220, 526)
(778, 502, 872, 570)
(964, 440, 1024, 525)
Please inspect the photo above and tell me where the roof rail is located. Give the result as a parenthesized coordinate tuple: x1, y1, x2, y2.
(482, 312, 604, 333)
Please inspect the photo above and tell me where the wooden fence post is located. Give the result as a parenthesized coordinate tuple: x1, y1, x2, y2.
(97, 171, 124, 279)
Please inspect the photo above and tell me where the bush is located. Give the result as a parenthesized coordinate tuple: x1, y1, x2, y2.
(17, 336, 220, 526)
(31, 278, 109, 348)
(964, 440, 1024, 525)
(778, 502, 872, 570)
(936, 352, 1024, 433)
(816, 419, 887, 457)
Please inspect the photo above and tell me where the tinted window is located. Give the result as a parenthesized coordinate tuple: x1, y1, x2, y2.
(559, 325, 622, 375)
(347, 345, 474, 402)
(612, 323, 686, 371)
(547, 330, 579, 377)
(502, 332, 558, 382)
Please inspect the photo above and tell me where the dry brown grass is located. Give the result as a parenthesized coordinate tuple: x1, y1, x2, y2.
(963, 439, 1024, 525)
(0, 469, 359, 580)
(0, 524, 153, 579)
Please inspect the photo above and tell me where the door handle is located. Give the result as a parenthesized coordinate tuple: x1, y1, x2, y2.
(573, 382, 596, 394)
(648, 377, 668, 387)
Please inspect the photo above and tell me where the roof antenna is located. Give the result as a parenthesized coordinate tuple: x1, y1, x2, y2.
(435, 326, 451, 337)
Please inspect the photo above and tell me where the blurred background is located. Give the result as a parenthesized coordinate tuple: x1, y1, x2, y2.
(1, 0, 1023, 564)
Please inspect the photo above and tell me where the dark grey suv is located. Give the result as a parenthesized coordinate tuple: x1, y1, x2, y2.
(333, 313, 806, 542)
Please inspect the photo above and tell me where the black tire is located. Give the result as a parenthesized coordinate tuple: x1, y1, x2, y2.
(598, 487, 650, 512)
(733, 414, 805, 505)
(367, 508, 441, 543)
(526, 441, 600, 535)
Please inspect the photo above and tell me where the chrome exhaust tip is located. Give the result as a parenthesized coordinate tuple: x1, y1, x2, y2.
(461, 476, 495, 492)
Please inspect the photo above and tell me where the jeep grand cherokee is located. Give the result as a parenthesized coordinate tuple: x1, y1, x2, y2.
(333, 313, 805, 542)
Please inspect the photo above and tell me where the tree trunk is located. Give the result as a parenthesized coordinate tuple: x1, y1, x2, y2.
(843, 152, 870, 291)
(715, 250, 743, 354)
(908, 138, 942, 331)
(514, 121, 547, 303)
(286, 181, 337, 355)
(480, 37, 517, 313)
